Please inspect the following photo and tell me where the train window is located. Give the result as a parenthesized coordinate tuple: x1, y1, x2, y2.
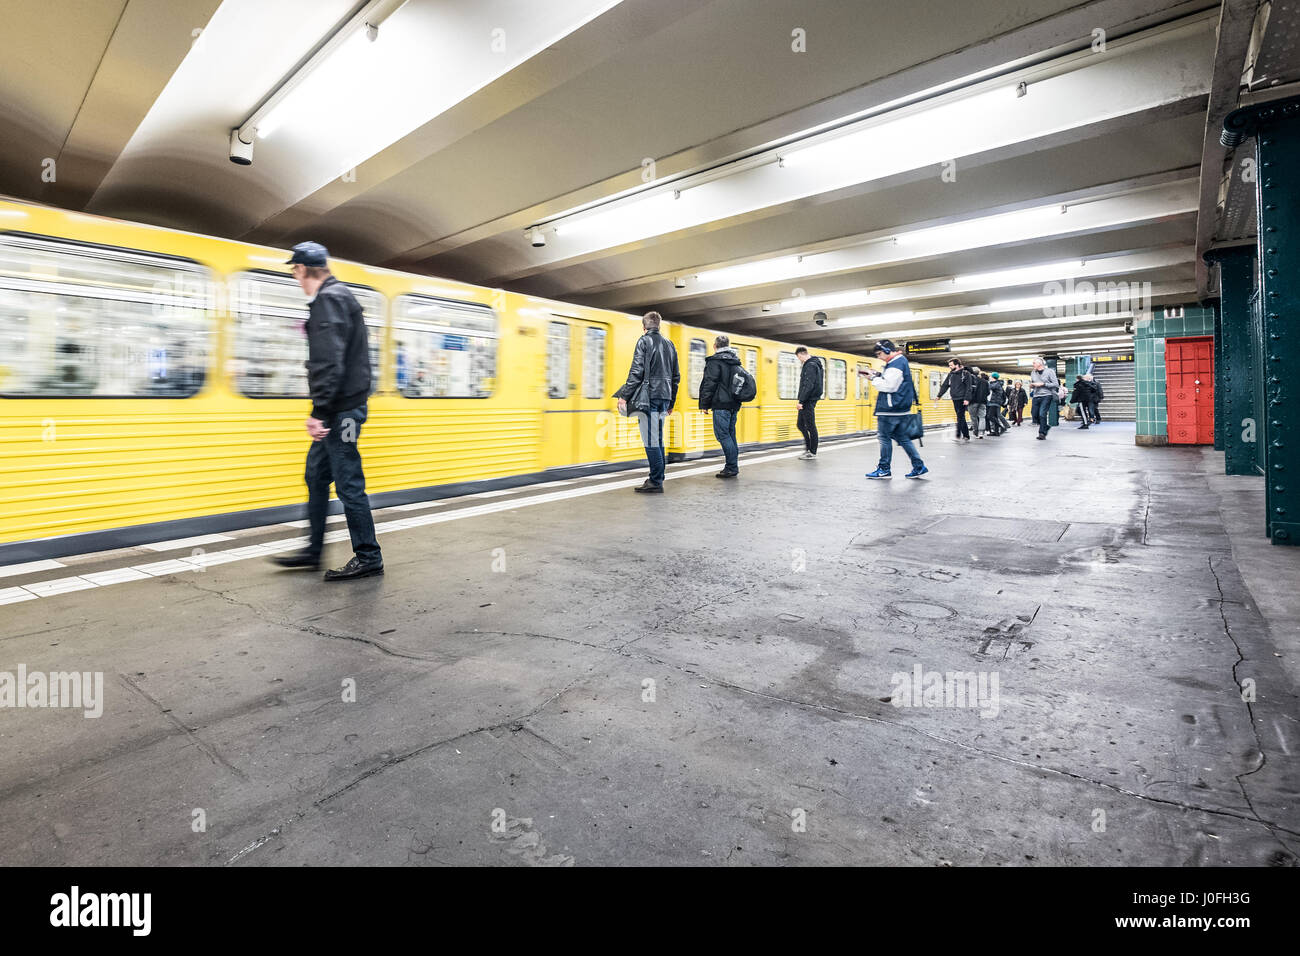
(777, 351, 799, 399)
(827, 358, 847, 399)
(583, 326, 605, 399)
(745, 348, 757, 377)
(230, 273, 384, 398)
(929, 371, 943, 397)
(688, 339, 707, 399)
(393, 294, 497, 398)
(547, 322, 569, 399)
(0, 234, 211, 397)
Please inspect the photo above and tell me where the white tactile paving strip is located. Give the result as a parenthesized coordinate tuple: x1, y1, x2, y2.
(0, 440, 875, 604)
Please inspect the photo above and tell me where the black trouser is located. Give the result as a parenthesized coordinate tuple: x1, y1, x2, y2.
(797, 401, 819, 453)
(952, 399, 970, 438)
(1089, 401, 1101, 423)
(306, 404, 381, 563)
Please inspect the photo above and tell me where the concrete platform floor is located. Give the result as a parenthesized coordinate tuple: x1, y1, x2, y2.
(1, 422, 1298, 866)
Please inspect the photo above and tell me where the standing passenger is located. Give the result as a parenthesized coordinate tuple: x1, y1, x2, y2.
(615, 311, 680, 493)
(1010, 380, 1028, 426)
(936, 358, 973, 441)
(1071, 374, 1092, 431)
(1028, 357, 1060, 441)
(987, 372, 1008, 435)
(1085, 373, 1103, 423)
(863, 340, 927, 479)
(699, 334, 742, 478)
(968, 367, 990, 439)
(795, 347, 823, 459)
(271, 242, 383, 580)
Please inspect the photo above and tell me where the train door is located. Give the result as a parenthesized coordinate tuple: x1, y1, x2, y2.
(738, 344, 761, 444)
(856, 361, 873, 431)
(544, 316, 610, 466)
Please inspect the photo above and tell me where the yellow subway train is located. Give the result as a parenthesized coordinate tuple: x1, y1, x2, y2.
(0, 196, 957, 560)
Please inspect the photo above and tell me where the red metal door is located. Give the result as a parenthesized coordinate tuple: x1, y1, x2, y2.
(1165, 337, 1215, 444)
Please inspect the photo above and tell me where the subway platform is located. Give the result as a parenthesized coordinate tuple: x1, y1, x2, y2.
(1, 423, 1298, 867)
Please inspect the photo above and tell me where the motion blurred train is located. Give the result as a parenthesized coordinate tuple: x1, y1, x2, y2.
(0, 196, 957, 560)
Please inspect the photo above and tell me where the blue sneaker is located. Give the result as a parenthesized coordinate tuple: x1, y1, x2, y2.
(865, 468, 892, 480)
(905, 465, 929, 479)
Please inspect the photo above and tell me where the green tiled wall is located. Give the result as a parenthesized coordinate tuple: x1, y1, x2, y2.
(1134, 305, 1216, 439)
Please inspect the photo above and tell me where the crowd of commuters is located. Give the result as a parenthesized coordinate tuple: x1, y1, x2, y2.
(610, 312, 1113, 490)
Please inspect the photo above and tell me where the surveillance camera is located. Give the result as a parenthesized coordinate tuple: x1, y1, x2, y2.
(528, 227, 546, 248)
(674, 277, 686, 289)
(813, 311, 827, 327)
(229, 129, 254, 165)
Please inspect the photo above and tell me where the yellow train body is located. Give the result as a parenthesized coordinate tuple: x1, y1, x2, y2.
(0, 197, 958, 555)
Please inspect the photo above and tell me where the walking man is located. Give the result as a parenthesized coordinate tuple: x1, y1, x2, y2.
(699, 334, 742, 478)
(795, 347, 823, 459)
(864, 340, 927, 479)
(936, 358, 973, 441)
(1028, 357, 1060, 441)
(615, 311, 680, 493)
(271, 242, 383, 580)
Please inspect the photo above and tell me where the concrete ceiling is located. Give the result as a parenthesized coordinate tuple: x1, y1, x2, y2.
(0, 0, 1294, 370)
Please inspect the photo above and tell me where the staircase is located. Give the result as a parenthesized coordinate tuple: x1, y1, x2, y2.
(1088, 359, 1136, 421)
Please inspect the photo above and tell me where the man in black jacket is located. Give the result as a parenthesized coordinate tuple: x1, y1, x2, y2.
(271, 242, 383, 580)
(936, 358, 973, 440)
(615, 311, 680, 493)
(795, 347, 823, 459)
(1085, 373, 1103, 423)
(699, 334, 742, 478)
(1070, 376, 1096, 429)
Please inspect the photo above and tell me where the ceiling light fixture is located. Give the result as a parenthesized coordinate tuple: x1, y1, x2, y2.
(232, 0, 409, 155)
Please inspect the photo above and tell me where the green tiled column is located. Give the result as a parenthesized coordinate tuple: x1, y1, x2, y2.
(1213, 302, 1224, 450)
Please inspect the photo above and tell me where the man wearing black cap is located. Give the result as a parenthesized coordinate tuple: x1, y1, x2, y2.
(861, 340, 927, 479)
(271, 241, 384, 580)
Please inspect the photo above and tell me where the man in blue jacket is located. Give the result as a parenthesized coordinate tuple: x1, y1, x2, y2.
(863, 340, 928, 480)
(271, 242, 383, 580)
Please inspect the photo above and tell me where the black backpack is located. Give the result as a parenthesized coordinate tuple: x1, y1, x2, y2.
(729, 365, 757, 402)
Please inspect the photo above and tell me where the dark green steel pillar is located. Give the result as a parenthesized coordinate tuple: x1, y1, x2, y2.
(1204, 245, 1258, 477)
(1213, 302, 1224, 450)
(1226, 97, 1300, 544)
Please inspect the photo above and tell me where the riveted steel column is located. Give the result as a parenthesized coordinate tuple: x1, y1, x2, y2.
(1205, 245, 1259, 477)
(1213, 302, 1224, 450)
(1252, 102, 1300, 544)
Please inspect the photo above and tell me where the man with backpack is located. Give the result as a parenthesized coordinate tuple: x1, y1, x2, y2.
(699, 334, 753, 478)
(863, 340, 928, 480)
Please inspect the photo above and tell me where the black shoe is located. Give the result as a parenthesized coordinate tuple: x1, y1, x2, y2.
(271, 549, 321, 570)
(1036, 434, 1046, 440)
(716, 469, 738, 478)
(324, 556, 384, 581)
(634, 481, 664, 493)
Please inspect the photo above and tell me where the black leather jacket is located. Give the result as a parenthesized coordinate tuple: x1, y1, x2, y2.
(615, 330, 680, 407)
(306, 276, 372, 421)
(797, 356, 823, 404)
